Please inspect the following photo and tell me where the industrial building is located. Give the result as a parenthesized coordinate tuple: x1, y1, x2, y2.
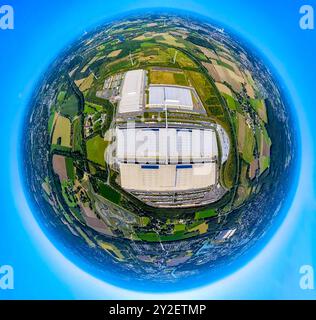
(148, 85, 194, 110)
(115, 127, 218, 193)
(119, 163, 216, 192)
(116, 127, 218, 164)
(118, 69, 146, 113)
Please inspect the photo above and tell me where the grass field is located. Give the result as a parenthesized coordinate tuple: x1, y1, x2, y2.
(222, 148, 237, 189)
(136, 230, 199, 242)
(52, 115, 71, 147)
(260, 156, 270, 173)
(48, 111, 57, 135)
(57, 91, 66, 104)
(149, 69, 188, 86)
(254, 125, 271, 174)
(84, 102, 103, 114)
(60, 95, 79, 118)
(72, 116, 83, 153)
(86, 134, 108, 166)
(174, 224, 186, 232)
(222, 93, 236, 110)
(195, 208, 217, 220)
(186, 71, 217, 106)
(168, 48, 197, 68)
(65, 158, 75, 181)
(237, 113, 255, 164)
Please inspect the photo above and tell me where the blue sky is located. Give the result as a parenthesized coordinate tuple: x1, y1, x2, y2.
(0, 0, 316, 299)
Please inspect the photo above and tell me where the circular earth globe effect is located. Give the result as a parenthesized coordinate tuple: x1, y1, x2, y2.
(22, 12, 297, 292)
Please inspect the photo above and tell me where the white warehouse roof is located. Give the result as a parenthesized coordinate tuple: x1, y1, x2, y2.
(119, 163, 216, 192)
(116, 127, 218, 163)
(148, 85, 194, 110)
(118, 69, 145, 113)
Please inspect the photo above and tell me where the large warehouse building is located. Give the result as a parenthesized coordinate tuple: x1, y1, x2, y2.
(118, 69, 146, 113)
(148, 85, 194, 110)
(115, 127, 218, 193)
(119, 163, 216, 192)
(116, 127, 217, 164)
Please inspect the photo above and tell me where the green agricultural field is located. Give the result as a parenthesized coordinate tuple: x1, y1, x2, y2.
(237, 113, 255, 164)
(137, 230, 199, 242)
(140, 42, 155, 48)
(86, 134, 109, 166)
(174, 224, 186, 232)
(260, 156, 270, 173)
(149, 69, 188, 86)
(60, 94, 79, 118)
(255, 125, 271, 174)
(84, 102, 103, 114)
(222, 93, 236, 110)
(48, 111, 56, 135)
(222, 149, 237, 189)
(195, 208, 217, 220)
(65, 158, 75, 181)
(72, 116, 83, 153)
(167, 48, 197, 69)
(186, 71, 218, 108)
(57, 91, 66, 104)
(243, 130, 255, 163)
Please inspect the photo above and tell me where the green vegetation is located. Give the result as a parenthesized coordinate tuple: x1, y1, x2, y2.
(222, 93, 236, 110)
(149, 69, 188, 86)
(57, 91, 66, 104)
(222, 155, 237, 189)
(260, 156, 270, 173)
(48, 111, 56, 134)
(217, 59, 235, 72)
(250, 98, 267, 123)
(86, 134, 108, 166)
(174, 224, 186, 232)
(61, 180, 76, 207)
(84, 102, 103, 114)
(243, 131, 255, 163)
(98, 183, 121, 204)
(139, 216, 151, 227)
(137, 231, 199, 242)
(65, 158, 75, 180)
(195, 208, 217, 220)
(60, 95, 79, 118)
(237, 114, 255, 164)
(72, 116, 83, 153)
